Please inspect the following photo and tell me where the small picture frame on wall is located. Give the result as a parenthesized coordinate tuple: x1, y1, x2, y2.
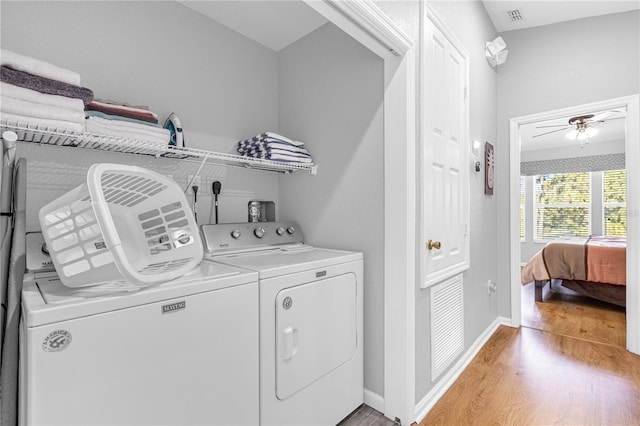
(485, 142, 494, 195)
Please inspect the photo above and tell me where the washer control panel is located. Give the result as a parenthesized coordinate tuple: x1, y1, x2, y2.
(201, 221, 303, 253)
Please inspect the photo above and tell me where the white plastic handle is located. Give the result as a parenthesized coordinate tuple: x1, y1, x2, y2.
(282, 326, 298, 361)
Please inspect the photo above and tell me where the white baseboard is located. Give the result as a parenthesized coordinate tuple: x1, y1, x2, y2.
(364, 388, 384, 413)
(413, 316, 511, 423)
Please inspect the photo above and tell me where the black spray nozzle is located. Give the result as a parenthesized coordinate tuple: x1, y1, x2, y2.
(192, 185, 198, 202)
(213, 181, 222, 195)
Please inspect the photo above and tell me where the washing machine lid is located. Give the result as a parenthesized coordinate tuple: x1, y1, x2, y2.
(210, 246, 362, 279)
(22, 261, 258, 327)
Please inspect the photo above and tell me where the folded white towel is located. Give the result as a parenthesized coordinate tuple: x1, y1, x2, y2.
(0, 49, 81, 86)
(1, 82, 84, 111)
(1, 95, 85, 123)
(0, 111, 84, 133)
(85, 116, 170, 145)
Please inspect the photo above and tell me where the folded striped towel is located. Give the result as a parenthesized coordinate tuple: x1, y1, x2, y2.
(238, 140, 311, 156)
(261, 132, 304, 147)
(246, 151, 314, 163)
(1, 48, 81, 86)
(242, 147, 311, 158)
(237, 133, 313, 164)
(239, 132, 304, 147)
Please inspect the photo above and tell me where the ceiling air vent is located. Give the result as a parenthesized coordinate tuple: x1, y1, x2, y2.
(506, 9, 523, 22)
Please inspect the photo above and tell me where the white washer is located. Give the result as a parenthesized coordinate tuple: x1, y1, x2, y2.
(201, 222, 364, 426)
(20, 233, 260, 426)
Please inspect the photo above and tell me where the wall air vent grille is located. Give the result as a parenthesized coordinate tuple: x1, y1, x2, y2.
(430, 275, 464, 380)
(506, 9, 523, 22)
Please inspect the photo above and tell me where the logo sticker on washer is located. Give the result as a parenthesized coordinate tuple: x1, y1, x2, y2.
(283, 296, 293, 310)
(162, 301, 186, 314)
(42, 330, 72, 352)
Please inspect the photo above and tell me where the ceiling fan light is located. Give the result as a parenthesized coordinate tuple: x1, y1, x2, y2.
(577, 131, 589, 141)
(565, 129, 579, 140)
(585, 127, 600, 138)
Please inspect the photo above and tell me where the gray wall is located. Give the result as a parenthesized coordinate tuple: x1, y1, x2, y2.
(1, 1, 279, 152)
(2, 0, 388, 401)
(377, 0, 499, 403)
(277, 23, 385, 396)
(496, 10, 640, 317)
(1, 0, 283, 230)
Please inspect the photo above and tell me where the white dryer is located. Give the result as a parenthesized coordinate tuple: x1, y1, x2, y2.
(21, 233, 260, 426)
(201, 222, 364, 426)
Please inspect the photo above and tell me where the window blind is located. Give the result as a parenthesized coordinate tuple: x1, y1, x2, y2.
(521, 153, 625, 176)
(534, 172, 590, 239)
(603, 169, 627, 237)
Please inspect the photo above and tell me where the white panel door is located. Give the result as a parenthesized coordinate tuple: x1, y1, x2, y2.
(422, 14, 470, 288)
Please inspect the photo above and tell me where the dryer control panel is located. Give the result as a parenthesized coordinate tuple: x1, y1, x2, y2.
(201, 221, 303, 254)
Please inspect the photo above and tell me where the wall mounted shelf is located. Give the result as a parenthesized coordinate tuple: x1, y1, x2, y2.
(0, 120, 318, 175)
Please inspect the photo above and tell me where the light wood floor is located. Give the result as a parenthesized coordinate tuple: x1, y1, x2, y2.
(521, 281, 626, 347)
(420, 284, 639, 426)
(342, 283, 639, 426)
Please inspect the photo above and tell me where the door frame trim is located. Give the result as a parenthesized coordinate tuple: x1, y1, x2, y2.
(508, 94, 640, 354)
(303, 1, 417, 423)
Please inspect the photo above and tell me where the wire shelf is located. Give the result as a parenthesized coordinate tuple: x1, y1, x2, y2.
(0, 120, 318, 175)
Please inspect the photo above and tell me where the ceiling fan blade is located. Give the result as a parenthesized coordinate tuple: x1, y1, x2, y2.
(590, 110, 621, 122)
(533, 128, 570, 138)
(535, 124, 571, 129)
(589, 116, 625, 127)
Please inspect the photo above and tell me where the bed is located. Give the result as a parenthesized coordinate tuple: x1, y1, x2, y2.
(521, 236, 626, 307)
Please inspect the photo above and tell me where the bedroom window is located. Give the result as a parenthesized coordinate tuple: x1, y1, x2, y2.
(603, 169, 626, 237)
(534, 172, 590, 239)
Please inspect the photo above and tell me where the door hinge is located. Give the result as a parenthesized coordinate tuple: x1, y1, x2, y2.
(394, 417, 402, 426)
(464, 86, 468, 100)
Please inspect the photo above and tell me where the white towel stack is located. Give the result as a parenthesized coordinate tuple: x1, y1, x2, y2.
(0, 49, 87, 132)
(85, 114, 170, 146)
(237, 132, 313, 164)
(84, 99, 170, 146)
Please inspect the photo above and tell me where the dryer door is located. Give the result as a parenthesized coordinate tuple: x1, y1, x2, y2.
(275, 273, 357, 400)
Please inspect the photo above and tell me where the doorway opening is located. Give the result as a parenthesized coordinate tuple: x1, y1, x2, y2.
(508, 95, 640, 354)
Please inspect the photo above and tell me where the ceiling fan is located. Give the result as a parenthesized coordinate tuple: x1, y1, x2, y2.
(533, 110, 625, 144)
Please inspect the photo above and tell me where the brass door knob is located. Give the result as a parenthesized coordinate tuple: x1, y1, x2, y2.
(427, 239, 441, 250)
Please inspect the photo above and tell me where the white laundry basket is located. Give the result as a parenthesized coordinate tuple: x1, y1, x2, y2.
(39, 163, 203, 288)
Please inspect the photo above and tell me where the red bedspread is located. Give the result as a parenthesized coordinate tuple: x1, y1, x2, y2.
(521, 236, 626, 286)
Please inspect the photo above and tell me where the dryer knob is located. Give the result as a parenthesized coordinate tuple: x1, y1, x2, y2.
(231, 229, 241, 239)
(286, 226, 295, 235)
(254, 227, 266, 238)
(276, 227, 285, 236)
